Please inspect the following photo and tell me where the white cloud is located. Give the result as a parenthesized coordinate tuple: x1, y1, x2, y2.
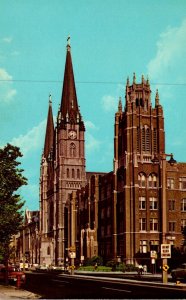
(86, 132, 101, 152)
(147, 19, 186, 83)
(101, 95, 117, 112)
(0, 68, 17, 102)
(10, 119, 46, 157)
(0, 68, 12, 80)
(85, 120, 98, 130)
(2, 37, 12, 43)
(84, 120, 101, 152)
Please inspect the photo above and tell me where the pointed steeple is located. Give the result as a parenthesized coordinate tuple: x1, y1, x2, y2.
(60, 37, 79, 123)
(118, 97, 122, 113)
(155, 89, 159, 106)
(44, 95, 54, 158)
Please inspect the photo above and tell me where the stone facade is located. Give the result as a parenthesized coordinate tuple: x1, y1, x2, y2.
(38, 42, 186, 266)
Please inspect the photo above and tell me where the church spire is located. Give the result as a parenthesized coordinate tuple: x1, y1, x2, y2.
(60, 37, 79, 123)
(155, 89, 160, 106)
(44, 94, 54, 158)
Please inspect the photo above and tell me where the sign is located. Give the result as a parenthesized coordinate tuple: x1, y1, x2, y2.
(70, 246, 76, 252)
(151, 258, 155, 264)
(161, 244, 171, 258)
(150, 250, 157, 259)
(69, 251, 76, 259)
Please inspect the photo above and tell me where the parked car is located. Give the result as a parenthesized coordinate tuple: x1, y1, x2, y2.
(171, 263, 186, 281)
(0, 265, 26, 285)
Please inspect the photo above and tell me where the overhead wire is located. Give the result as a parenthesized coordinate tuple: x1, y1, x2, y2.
(0, 79, 186, 86)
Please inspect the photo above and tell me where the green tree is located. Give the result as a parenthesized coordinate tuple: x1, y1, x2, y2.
(0, 144, 27, 268)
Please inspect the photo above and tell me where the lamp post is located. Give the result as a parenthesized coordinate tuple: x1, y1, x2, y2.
(152, 153, 176, 284)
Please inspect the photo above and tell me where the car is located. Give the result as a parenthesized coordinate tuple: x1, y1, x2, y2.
(0, 265, 26, 286)
(171, 263, 186, 281)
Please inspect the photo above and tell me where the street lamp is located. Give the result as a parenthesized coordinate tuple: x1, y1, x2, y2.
(152, 153, 176, 283)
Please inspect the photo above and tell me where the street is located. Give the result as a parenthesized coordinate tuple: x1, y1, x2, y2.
(24, 271, 186, 299)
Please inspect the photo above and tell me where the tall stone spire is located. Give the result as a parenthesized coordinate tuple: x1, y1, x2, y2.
(155, 89, 160, 106)
(60, 37, 79, 122)
(44, 95, 54, 158)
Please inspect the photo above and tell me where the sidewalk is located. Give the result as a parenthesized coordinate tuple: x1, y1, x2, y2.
(0, 284, 41, 299)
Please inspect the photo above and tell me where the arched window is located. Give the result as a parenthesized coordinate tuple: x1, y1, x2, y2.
(77, 169, 80, 179)
(70, 143, 76, 157)
(138, 173, 146, 188)
(148, 173, 157, 188)
(72, 168, 75, 179)
(67, 168, 69, 178)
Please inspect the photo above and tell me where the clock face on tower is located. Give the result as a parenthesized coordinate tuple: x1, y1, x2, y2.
(68, 130, 77, 139)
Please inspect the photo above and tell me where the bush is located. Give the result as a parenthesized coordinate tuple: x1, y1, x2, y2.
(125, 264, 138, 272)
(106, 260, 117, 271)
(84, 256, 103, 266)
(116, 263, 126, 272)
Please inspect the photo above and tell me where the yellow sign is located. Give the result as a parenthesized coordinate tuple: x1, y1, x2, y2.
(70, 246, 76, 252)
(163, 264, 169, 272)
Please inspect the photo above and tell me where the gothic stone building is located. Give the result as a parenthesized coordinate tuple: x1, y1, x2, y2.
(40, 40, 186, 266)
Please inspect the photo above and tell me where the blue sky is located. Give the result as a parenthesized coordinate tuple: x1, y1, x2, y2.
(1, 0, 186, 210)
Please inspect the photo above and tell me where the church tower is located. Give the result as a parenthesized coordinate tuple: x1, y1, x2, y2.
(115, 74, 165, 263)
(40, 95, 55, 264)
(53, 38, 86, 264)
(40, 38, 86, 266)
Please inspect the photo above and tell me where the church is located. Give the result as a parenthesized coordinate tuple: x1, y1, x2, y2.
(39, 38, 186, 267)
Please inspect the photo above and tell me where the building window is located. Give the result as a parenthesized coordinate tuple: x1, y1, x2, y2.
(142, 128, 145, 151)
(146, 128, 150, 152)
(153, 129, 157, 153)
(119, 200, 124, 213)
(140, 240, 147, 253)
(72, 168, 75, 179)
(181, 199, 186, 211)
(119, 220, 124, 233)
(167, 178, 174, 189)
(101, 208, 104, 219)
(168, 199, 175, 211)
(181, 219, 186, 231)
(101, 226, 104, 237)
(77, 169, 80, 179)
(138, 173, 146, 188)
(148, 174, 157, 188)
(168, 222, 176, 232)
(149, 197, 158, 210)
(150, 218, 158, 231)
(107, 206, 111, 218)
(139, 197, 146, 210)
(47, 246, 50, 255)
(142, 126, 150, 152)
(70, 143, 76, 157)
(107, 225, 111, 236)
(179, 177, 186, 190)
(139, 218, 146, 231)
(67, 168, 69, 178)
(137, 127, 140, 152)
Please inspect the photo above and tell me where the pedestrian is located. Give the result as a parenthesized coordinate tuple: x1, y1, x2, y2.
(143, 265, 147, 274)
(94, 263, 98, 271)
(138, 264, 143, 275)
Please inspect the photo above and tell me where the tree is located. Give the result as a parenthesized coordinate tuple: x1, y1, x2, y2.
(0, 144, 27, 267)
